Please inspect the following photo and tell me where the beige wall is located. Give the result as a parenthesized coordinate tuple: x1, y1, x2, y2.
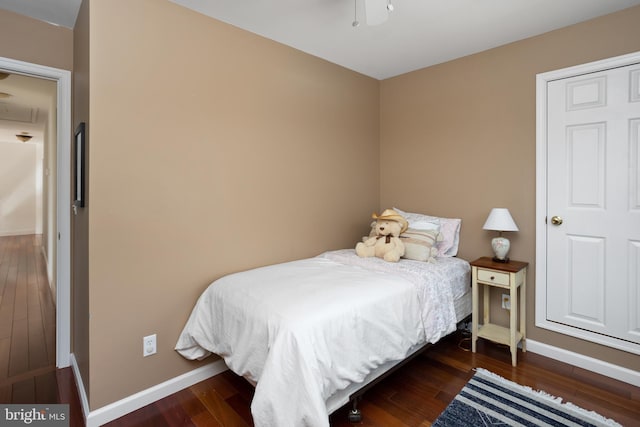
(72, 0, 90, 403)
(0, 8, 72, 71)
(0, 142, 38, 235)
(86, 0, 379, 409)
(6, 0, 638, 414)
(380, 6, 640, 371)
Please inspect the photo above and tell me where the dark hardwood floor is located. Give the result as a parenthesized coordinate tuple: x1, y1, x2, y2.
(103, 331, 640, 427)
(0, 234, 57, 405)
(2, 235, 639, 426)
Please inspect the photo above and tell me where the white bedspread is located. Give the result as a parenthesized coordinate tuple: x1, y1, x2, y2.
(175, 249, 469, 427)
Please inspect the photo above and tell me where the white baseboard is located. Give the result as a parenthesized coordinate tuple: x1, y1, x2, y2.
(0, 229, 36, 237)
(69, 354, 91, 422)
(70, 354, 228, 427)
(40, 245, 56, 304)
(526, 339, 640, 387)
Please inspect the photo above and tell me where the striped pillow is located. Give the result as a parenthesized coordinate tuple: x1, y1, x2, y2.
(400, 228, 442, 262)
(394, 208, 462, 257)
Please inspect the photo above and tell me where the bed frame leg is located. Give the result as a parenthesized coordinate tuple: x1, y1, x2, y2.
(348, 397, 362, 423)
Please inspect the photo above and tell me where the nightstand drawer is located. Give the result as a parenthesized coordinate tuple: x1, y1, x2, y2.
(477, 269, 509, 286)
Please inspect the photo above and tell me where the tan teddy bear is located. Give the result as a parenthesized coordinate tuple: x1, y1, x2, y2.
(355, 209, 408, 262)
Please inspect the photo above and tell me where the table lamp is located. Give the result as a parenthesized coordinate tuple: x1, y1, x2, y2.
(482, 208, 519, 262)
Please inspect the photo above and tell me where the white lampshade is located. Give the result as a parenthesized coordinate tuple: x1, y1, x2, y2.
(483, 208, 518, 262)
(483, 208, 519, 232)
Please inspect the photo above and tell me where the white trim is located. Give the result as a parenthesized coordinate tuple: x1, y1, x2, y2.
(0, 229, 38, 237)
(0, 56, 72, 368)
(527, 339, 640, 387)
(70, 353, 91, 421)
(535, 50, 640, 355)
(80, 361, 228, 427)
(55, 65, 72, 368)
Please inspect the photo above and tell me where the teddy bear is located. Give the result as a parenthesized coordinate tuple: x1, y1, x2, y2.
(355, 209, 408, 262)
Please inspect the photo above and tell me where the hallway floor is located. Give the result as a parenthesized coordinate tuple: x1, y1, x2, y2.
(0, 234, 57, 403)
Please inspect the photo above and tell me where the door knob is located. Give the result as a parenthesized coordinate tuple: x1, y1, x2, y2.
(551, 216, 563, 225)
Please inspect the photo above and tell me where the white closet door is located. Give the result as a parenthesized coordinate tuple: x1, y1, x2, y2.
(546, 63, 640, 346)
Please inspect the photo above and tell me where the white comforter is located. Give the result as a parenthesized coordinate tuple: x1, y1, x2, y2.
(175, 249, 468, 427)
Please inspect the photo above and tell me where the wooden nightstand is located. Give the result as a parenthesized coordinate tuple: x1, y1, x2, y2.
(471, 257, 528, 366)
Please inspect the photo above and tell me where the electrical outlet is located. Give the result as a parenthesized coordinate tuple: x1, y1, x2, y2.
(143, 334, 157, 357)
(501, 294, 511, 310)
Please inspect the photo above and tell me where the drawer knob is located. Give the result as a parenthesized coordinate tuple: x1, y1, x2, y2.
(490, 276, 495, 280)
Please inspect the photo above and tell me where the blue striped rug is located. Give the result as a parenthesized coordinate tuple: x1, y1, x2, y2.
(433, 368, 621, 427)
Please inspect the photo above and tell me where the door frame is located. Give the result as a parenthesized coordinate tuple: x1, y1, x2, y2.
(0, 56, 72, 367)
(535, 50, 640, 354)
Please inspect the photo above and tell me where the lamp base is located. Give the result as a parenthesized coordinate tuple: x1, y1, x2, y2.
(492, 256, 510, 263)
(491, 236, 511, 263)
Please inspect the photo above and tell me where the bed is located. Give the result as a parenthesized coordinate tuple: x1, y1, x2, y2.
(175, 245, 471, 427)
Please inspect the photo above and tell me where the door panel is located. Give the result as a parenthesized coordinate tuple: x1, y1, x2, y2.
(567, 123, 605, 207)
(630, 241, 640, 340)
(632, 119, 640, 211)
(547, 63, 640, 346)
(566, 235, 605, 325)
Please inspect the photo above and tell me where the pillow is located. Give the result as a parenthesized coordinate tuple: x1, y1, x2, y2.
(394, 208, 462, 257)
(400, 228, 442, 262)
(407, 220, 440, 231)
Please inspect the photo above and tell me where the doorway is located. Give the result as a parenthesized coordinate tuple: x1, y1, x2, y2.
(0, 56, 72, 368)
(535, 51, 640, 355)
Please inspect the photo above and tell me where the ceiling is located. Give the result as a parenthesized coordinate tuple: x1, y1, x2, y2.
(0, 73, 56, 145)
(171, 0, 640, 80)
(0, 0, 639, 79)
(0, 0, 80, 29)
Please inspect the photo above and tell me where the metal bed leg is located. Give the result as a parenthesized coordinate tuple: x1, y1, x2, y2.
(348, 397, 362, 423)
